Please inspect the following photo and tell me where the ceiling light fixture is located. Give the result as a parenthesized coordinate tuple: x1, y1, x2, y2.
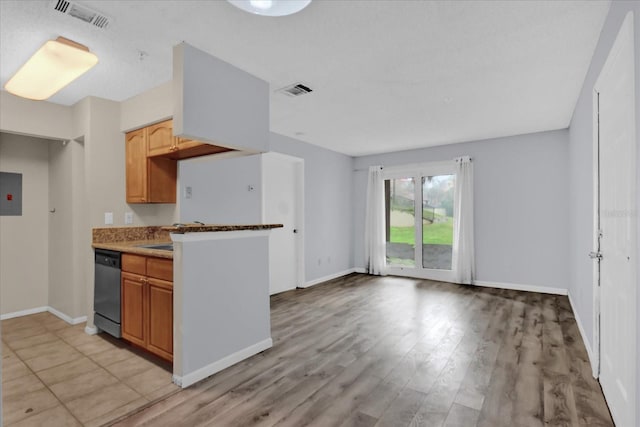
(3, 36, 98, 101)
(227, 0, 312, 16)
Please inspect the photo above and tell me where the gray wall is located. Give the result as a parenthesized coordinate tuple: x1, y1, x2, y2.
(270, 132, 355, 283)
(179, 154, 263, 224)
(353, 130, 570, 290)
(567, 1, 640, 417)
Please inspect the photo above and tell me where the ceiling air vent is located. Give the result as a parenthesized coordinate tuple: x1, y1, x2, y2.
(277, 83, 313, 97)
(52, 0, 112, 29)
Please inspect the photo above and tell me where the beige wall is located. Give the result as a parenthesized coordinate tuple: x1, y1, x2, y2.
(120, 81, 173, 132)
(0, 91, 73, 141)
(0, 89, 179, 322)
(0, 133, 51, 315)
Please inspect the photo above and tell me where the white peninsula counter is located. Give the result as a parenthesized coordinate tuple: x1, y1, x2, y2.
(165, 224, 283, 388)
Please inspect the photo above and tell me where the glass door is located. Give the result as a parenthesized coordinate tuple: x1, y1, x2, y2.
(384, 163, 456, 281)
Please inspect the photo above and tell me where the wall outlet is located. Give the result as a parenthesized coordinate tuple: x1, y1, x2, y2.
(124, 212, 133, 225)
(104, 212, 113, 225)
(185, 186, 192, 199)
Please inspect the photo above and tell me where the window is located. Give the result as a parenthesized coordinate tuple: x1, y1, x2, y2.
(383, 162, 456, 282)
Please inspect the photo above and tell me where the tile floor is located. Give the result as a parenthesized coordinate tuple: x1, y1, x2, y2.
(2, 312, 179, 426)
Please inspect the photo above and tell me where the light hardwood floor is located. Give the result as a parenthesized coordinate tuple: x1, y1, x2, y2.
(113, 274, 613, 427)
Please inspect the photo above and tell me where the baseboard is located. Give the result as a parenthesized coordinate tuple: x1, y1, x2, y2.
(47, 306, 87, 325)
(568, 292, 597, 378)
(174, 338, 273, 388)
(0, 306, 86, 325)
(474, 280, 568, 296)
(0, 306, 48, 320)
(354, 267, 367, 274)
(301, 268, 360, 288)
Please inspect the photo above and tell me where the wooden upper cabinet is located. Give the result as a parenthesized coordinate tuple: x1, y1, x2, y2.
(147, 120, 175, 157)
(174, 137, 201, 151)
(125, 128, 148, 203)
(125, 118, 233, 203)
(126, 125, 176, 204)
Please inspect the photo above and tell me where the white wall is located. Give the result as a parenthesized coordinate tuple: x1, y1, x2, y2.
(270, 132, 354, 283)
(173, 43, 269, 153)
(353, 130, 570, 290)
(0, 133, 51, 315)
(567, 2, 640, 419)
(179, 153, 262, 224)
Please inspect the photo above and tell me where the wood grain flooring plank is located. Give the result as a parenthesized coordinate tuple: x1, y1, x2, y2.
(108, 274, 612, 427)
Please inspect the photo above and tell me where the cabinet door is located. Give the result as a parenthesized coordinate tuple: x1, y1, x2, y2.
(121, 271, 147, 347)
(174, 137, 202, 151)
(147, 120, 174, 157)
(147, 278, 173, 361)
(125, 128, 148, 203)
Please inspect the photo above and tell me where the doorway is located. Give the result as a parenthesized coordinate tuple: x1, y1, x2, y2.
(592, 12, 637, 427)
(262, 153, 305, 295)
(383, 161, 456, 282)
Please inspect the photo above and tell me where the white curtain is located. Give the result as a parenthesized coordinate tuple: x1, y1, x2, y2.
(364, 166, 386, 275)
(453, 156, 475, 284)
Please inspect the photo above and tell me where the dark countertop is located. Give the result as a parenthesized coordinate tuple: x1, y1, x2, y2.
(92, 239, 173, 259)
(162, 224, 283, 234)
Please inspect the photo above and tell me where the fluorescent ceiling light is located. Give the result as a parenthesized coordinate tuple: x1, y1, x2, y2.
(227, 0, 311, 16)
(4, 37, 98, 101)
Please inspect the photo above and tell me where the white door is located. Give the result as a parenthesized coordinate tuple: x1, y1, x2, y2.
(262, 153, 304, 295)
(594, 12, 636, 427)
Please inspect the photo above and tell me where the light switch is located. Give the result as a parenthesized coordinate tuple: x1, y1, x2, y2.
(185, 186, 192, 199)
(104, 212, 113, 225)
(124, 212, 133, 225)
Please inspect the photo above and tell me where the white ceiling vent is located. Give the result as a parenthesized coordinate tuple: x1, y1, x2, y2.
(52, 0, 112, 29)
(277, 83, 313, 97)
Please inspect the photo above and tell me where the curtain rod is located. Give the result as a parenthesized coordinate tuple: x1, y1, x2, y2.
(353, 157, 472, 172)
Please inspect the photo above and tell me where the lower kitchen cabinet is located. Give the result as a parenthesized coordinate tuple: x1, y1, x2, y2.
(147, 278, 173, 360)
(121, 254, 173, 361)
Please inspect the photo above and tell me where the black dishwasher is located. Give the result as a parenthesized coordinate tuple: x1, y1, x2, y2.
(94, 249, 122, 338)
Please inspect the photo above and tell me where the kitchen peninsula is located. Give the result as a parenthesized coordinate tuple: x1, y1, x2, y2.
(92, 223, 282, 388)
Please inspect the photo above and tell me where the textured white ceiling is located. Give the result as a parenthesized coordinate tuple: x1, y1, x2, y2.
(0, 0, 610, 155)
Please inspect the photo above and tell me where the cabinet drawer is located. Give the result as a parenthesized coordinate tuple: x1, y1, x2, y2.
(122, 254, 146, 275)
(147, 257, 173, 282)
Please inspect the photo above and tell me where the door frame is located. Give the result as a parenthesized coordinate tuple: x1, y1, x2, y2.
(591, 10, 637, 423)
(591, 10, 637, 378)
(261, 152, 305, 291)
(383, 160, 456, 282)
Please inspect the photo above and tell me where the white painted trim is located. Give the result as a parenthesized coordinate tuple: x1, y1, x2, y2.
(173, 338, 272, 388)
(354, 267, 367, 274)
(84, 325, 98, 335)
(0, 306, 48, 320)
(474, 280, 568, 296)
(47, 306, 87, 325)
(301, 268, 359, 288)
(0, 306, 87, 325)
(591, 86, 601, 378)
(568, 292, 597, 378)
